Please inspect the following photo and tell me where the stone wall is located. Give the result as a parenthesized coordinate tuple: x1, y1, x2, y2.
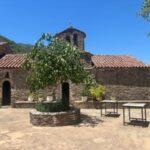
(70, 67, 150, 102)
(105, 85, 150, 100)
(10, 69, 28, 89)
(0, 69, 28, 107)
(0, 68, 63, 107)
(56, 31, 85, 50)
(95, 67, 150, 87)
(1, 66, 150, 108)
(93, 67, 150, 100)
(70, 83, 84, 102)
(14, 101, 36, 108)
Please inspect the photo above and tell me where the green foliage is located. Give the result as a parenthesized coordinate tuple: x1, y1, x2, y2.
(89, 85, 105, 101)
(23, 33, 93, 109)
(0, 35, 33, 53)
(35, 101, 68, 112)
(81, 75, 96, 97)
(23, 33, 92, 92)
(140, 0, 150, 21)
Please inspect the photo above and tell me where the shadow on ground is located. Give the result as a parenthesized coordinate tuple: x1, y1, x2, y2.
(128, 120, 150, 128)
(105, 113, 120, 118)
(76, 114, 103, 127)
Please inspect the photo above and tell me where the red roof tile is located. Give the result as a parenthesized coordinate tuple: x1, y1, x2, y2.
(91, 55, 147, 68)
(0, 54, 26, 69)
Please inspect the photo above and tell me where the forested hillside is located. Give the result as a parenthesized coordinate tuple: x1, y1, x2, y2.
(0, 35, 33, 53)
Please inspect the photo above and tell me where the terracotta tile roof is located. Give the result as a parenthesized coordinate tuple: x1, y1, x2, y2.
(0, 54, 148, 69)
(0, 54, 26, 69)
(91, 55, 147, 68)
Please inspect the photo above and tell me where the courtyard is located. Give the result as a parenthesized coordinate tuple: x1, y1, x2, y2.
(0, 108, 150, 150)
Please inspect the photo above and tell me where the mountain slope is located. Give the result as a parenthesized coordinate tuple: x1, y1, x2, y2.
(0, 35, 33, 53)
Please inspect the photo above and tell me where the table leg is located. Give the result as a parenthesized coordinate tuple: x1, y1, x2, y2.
(105, 102, 106, 115)
(145, 107, 147, 121)
(101, 103, 102, 117)
(114, 103, 115, 114)
(128, 108, 130, 121)
(141, 108, 143, 122)
(123, 107, 125, 125)
(116, 102, 118, 114)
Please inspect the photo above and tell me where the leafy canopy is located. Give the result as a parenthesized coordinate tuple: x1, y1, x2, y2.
(23, 33, 93, 92)
(140, 0, 150, 21)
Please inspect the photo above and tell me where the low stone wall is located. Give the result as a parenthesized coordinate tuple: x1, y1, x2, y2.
(30, 107, 80, 126)
(14, 101, 36, 108)
(74, 101, 100, 109)
(74, 100, 150, 109)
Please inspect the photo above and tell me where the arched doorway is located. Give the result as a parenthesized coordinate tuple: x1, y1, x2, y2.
(2, 81, 11, 106)
(62, 82, 69, 108)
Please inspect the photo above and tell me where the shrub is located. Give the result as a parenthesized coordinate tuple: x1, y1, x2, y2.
(89, 85, 105, 101)
(35, 100, 69, 112)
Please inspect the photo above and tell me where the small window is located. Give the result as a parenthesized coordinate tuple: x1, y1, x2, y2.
(66, 36, 71, 43)
(5, 72, 9, 78)
(73, 34, 78, 46)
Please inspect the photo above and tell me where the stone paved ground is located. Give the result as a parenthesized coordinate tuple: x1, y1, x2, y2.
(0, 108, 150, 150)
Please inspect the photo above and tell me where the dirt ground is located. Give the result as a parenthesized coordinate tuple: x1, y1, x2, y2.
(0, 107, 150, 150)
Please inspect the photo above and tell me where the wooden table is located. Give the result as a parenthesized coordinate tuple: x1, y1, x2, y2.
(122, 103, 147, 126)
(100, 100, 119, 117)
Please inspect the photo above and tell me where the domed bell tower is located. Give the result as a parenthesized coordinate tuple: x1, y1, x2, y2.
(55, 26, 86, 50)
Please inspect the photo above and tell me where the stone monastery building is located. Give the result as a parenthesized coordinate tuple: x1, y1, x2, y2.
(0, 27, 150, 107)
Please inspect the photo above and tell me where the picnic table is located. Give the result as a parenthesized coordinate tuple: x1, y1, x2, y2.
(122, 103, 147, 126)
(100, 100, 119, 117)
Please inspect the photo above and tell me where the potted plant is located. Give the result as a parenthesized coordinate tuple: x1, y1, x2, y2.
(110, 96, 116, 101)
(46, 92, 54, 102)
(89, 84, 105, 109)
(38, 93, 44, 102)
(28, 92, 34, 102)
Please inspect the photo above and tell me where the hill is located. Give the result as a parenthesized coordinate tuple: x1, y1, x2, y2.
(0, 35, 33, 53)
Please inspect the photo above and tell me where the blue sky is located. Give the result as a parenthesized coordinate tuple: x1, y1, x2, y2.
(0, 0, 150, 63)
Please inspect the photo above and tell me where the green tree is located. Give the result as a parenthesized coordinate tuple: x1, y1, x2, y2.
(140, 0, 150, 21)
(23, 33, 93, 109)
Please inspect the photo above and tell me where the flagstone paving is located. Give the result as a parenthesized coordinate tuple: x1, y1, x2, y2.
(0, 108, 150, 150)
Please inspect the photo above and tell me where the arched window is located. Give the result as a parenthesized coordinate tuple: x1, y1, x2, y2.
(66, 35, 71, 43)
(73, 34, 78, 46)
